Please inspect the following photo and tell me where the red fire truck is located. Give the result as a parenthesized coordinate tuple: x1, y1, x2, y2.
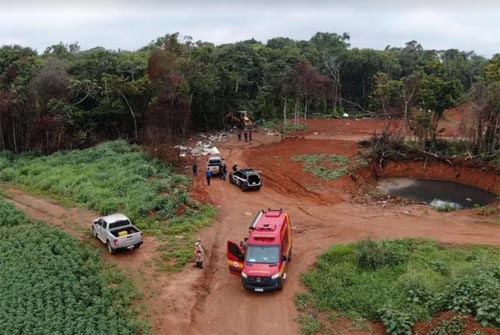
(227, 208, 292, 292)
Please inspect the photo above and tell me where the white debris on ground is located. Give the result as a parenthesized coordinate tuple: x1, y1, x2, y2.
(430, 199, 462, 210)
(174, 132, 228, 157)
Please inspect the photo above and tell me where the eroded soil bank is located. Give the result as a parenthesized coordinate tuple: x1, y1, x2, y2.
(375, 160, 500, 195)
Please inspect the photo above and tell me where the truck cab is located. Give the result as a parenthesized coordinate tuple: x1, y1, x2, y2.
(227, 209, 292, 292)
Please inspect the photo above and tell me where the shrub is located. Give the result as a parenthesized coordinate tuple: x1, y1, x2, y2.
(356, 239, 408, 270)
(379, 308, 415, 335)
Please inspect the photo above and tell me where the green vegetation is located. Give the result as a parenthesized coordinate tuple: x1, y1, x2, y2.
(430, 316, 466, 335)
(1, 35, 498, 161)
(0, 197, 148, 334)
(292, 154, 349, 180)
(296, 239, 500, 335)
(0, 141, 215, 269)
(296, 315, 321, 335)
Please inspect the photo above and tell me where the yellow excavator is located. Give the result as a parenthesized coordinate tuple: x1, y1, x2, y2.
(225, 111, 254, 130)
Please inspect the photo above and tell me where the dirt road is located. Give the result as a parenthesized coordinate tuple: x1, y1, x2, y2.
(3, 118, 499, 335)
(186, 134, 499, 335)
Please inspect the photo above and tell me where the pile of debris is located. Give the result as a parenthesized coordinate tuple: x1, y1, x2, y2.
(174, 132, 228, 158)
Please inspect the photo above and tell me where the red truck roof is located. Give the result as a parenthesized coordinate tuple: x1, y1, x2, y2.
(247, 209, 286, 245)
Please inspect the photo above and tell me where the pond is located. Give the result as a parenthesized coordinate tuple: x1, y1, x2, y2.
(377, 178, 497, 209)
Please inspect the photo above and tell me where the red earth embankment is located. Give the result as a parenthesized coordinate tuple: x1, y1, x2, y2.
(376, 160, 500, 195)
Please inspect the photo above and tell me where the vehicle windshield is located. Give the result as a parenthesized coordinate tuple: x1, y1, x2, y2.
(245, 245, 280, 264)
(208, 159, 221, 165)
(109, 220, 131, 230)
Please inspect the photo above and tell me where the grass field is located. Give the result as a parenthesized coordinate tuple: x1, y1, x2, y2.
(296, 239, 500, 335)
(0, 197, 148, 334)
(0, 141, 215, 269)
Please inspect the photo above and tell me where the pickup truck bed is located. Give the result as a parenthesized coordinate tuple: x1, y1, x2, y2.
(111, 226, 140, 237)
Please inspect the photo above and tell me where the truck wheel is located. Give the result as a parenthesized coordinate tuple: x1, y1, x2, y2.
(277, 279, 284, 291)
(107, 241, 115, 255)
(134, 243, 142, 249)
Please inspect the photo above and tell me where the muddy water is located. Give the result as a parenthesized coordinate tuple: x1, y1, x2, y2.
(377, 178, 497, 209)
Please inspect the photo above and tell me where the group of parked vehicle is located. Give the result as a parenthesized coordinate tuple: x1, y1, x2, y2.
(206, 155, 262, 191)
(92, 153, 291, 293)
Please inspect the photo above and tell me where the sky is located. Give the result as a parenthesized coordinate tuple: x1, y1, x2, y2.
(1, 0, 499, 57)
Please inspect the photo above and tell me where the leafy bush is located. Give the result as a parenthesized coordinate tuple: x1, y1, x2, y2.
(379, 308, 415, 335)
(0, 197, 148, 334)
(430, 316, 465, 335)
(356, 239, 408, 270)
(297, 239, 500, 334)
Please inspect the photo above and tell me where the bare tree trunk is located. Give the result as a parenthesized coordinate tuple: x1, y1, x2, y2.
(12, 121, 17, 154)
(304, 96, 308, 123)
(293, 100, 299, 125)
(401, 85, 416, 140)
(283, 97, 287, 139)
(0, 116, 5, 151)
(120, 92, 138, 140)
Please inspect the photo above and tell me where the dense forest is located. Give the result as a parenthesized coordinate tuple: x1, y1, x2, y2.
(0, 32, 498, 155)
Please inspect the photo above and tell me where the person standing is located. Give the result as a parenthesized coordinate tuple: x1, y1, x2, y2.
(237, 132, 241, 141)
(205, 168, 212, 186)
(239, 237, 248, 254)
(248, 130, 252, 142)
(221, 163, 227, 181)
(192, 160, 198, 176)
(194, 237, 205, 269)
(244, 131, 248, 142)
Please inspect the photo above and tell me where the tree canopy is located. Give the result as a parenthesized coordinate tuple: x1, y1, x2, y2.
(0, 32, 498, 155)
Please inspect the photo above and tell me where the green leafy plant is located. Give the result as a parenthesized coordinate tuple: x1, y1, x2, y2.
(379, 308, 415, 335)
(296, 315, 321, 335)
(430, 316, 465, 335)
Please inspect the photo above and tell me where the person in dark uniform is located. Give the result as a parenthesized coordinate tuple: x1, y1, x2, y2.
(192, 160, 198, 176)
(205, 168, 212, 185)
(221, 163, 228, 180)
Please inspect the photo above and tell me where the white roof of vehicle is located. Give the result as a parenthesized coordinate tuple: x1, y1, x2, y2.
(100, 213, 130, 223)
(208, 155, 222, 160)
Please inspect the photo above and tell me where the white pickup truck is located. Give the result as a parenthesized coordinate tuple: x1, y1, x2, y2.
(206, 155, 224, 175)
(92, 213, 143, 254)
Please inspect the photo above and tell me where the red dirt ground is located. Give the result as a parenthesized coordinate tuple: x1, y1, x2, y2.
(4, 113, 499, 335)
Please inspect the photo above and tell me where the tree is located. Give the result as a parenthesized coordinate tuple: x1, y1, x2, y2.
(397, 72, 420, 138)
(372, 72, 398, 120)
